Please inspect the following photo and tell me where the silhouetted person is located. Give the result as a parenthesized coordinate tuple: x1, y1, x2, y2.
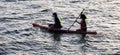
(76, 14, 87, 37)
(49, 12, 62, 29)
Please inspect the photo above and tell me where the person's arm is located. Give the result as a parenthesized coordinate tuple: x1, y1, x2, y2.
(75, 20, 81, 24)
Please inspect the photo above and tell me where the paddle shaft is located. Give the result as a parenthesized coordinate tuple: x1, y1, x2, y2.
(68, 9, 85, 30)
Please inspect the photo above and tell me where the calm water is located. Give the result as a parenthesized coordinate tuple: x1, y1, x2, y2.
(0, 0, 120, 55)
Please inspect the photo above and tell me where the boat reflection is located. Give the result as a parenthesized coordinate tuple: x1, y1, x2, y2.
(51, 33, 87, 43)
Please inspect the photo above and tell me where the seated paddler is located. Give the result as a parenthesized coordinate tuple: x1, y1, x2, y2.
(49, 12, 62, 29)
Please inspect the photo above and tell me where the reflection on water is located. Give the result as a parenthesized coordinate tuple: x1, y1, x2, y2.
(51, 33, 89, 54)
(51, 33, 87, 42)
(80, 35, 86, 43)
(51, 33, 88, 55)
(74, 34, 87, 44)
(78, 34, 89, 55)
(51, 33, 87, 44)
(0, 0, 120, 54)
(51, 33, 62, 42)
(50, 33, 62, 54)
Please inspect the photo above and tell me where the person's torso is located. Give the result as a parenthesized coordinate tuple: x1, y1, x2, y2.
(81, 20, 86, 29)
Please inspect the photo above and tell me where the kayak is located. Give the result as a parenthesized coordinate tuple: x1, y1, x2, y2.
(32, 23, 97, 34)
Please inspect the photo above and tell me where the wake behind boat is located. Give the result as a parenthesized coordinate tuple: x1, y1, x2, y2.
(32, 23, 97, 34)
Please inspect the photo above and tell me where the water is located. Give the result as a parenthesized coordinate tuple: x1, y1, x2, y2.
(0, 0, 120, 55)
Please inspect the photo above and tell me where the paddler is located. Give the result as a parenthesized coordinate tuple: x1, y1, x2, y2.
(49, 12, 62, 28)
(76, 14, 87, 34)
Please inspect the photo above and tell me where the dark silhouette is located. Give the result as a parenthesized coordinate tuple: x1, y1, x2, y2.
(76, 14, 87, 32)
(52, 33, 61, 42)
(49, 12, 62, 29)
(76, 14, 87, 37)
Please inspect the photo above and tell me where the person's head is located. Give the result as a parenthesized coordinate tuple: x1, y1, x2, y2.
(81, 14, 87, 19)
(52, 12, 58, 17)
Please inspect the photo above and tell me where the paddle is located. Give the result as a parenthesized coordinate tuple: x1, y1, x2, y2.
(68, 9, 85, 31)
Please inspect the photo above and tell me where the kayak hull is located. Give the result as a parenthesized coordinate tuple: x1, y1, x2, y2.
(32, 23, 97, 34)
